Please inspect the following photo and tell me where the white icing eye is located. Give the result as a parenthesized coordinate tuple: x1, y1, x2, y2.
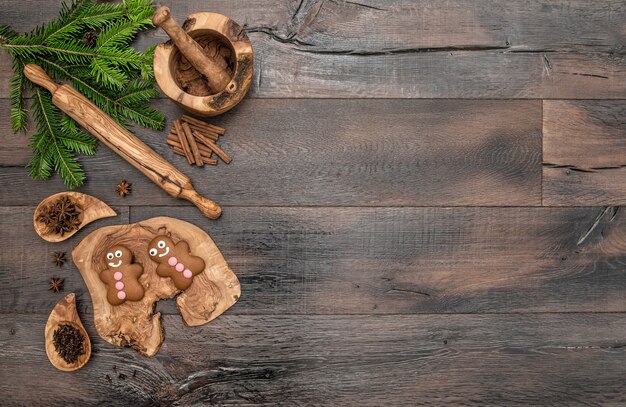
(115, 250, 123, 258)
(149, 248, 157, 256)
(107, 253, 114, 260)
(158, 240, 166, 248)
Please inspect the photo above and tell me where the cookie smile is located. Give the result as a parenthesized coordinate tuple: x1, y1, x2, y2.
(158, 247, 170, 257)
(109, 260, 122, 268)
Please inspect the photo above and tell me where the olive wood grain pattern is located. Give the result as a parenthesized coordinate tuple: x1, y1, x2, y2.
(22, 64, 221, 220)
(44, 293, 91, 372)
(33, 192, 116, 242)
(72, 216, 240, 356)
(153, 11, 254, 116)
(543, 100, 626, 206)
(152, 6, 231, 94)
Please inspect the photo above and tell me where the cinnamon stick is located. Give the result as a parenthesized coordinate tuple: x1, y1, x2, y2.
(187, 123, 220, 140)
(182, 114, 225, 135)
(193, 130, 232, 164)
(168, 140, 217, 165)
(173, 148, 217, 165)
(182, 122, 203, 167)
(171, 124, 218, 141)
(167, 136, 214, 158)
(173, 120, 193, 164)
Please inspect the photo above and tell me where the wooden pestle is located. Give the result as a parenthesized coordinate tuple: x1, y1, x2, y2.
(23, 64, 222, 220)
(152, 6, 231, 94)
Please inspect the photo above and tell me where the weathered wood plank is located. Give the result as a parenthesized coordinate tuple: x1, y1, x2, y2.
(543, 100, 626, 206)
(0, 99, 542, 206)
(3, 0, 624, 53)
(0, 0, 624, 99)
(2, 313, 626, 405)
(3, 205, 626, 315)
(248, 40, 626, 99)
(0, 206, 129, 314)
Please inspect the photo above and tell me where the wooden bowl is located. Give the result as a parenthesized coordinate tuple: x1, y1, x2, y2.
(154, 12, 254, 117)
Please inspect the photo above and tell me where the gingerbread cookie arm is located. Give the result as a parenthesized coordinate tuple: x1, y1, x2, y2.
(175, 240, 190, 254)
(185, 256, 205, 276)
(99, 270, 114, 285)
(155, 263, 172, 278)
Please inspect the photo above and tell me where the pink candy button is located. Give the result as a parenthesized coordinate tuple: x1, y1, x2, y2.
(168, 256, 178, 266)
(183, 269, 192, 279)
(115, 281, 124, 290)
(175, 263, 184, 272)
(113, 272, 122, 280)
(117, 291, 126, 300)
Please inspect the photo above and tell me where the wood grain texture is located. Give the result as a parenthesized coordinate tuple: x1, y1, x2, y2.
(23, 64, 222, 219)
(153, 10, 255, 116)
(2, 313, 626, 405)
(34, 192, 116, 242)
(44, 293, 91, 371)
(0, 98, 542, 207)
(72, 216, 240, 356)
(0, 206, 129, 315)
(543, 100, 626, 206)
(1, 1, 625, 404)
(153, 7, 233, 94)
(1, 0, 624, 99)
(4, 205, 626, 315)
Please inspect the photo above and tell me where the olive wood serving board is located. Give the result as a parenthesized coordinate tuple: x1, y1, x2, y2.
(72, 217, 240, 356)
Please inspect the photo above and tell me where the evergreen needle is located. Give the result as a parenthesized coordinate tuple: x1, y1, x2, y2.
(0, 0, 164, 189)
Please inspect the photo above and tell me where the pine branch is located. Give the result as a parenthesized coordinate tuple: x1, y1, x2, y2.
(29, 88, 85, 188)
(37, 57, 165, 130)
(10, 57, 28, 131)
(0, 25, 18, 42)
(1, 0, 163, 189)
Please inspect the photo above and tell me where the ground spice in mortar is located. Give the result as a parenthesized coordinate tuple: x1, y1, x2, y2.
(175, 37, 235, 96)
(52, 323, 85, 364)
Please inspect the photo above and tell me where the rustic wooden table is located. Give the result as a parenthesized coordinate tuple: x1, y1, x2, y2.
(1, 1, 626, 405)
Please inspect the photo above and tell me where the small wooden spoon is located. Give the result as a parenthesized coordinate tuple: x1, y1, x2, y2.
(34, 192, 116, 242)
(45, 293, 91, 372)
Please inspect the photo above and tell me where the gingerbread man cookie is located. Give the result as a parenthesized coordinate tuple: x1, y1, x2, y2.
(99, 245, 145, 306)
(148, 235, 205, 290)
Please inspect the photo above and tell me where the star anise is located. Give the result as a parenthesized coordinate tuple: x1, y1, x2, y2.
(48, 277, 64, 293)
(116, 180, 132, 197)
(52, 251, 67, 267)
(37, 196, 82, 237)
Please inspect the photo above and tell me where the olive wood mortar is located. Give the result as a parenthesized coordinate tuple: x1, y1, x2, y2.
(153, 9, 254, 116)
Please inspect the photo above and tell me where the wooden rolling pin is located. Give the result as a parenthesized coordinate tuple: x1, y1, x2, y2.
(152, 6, 231, 94)
(23, 64, 222, 219)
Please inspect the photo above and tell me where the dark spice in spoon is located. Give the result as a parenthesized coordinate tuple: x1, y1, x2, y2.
(52, 323, 85, 364)
(37, 196, 82, 236)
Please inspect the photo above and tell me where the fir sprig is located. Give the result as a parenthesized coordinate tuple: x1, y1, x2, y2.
(0, 0, 165, 189)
